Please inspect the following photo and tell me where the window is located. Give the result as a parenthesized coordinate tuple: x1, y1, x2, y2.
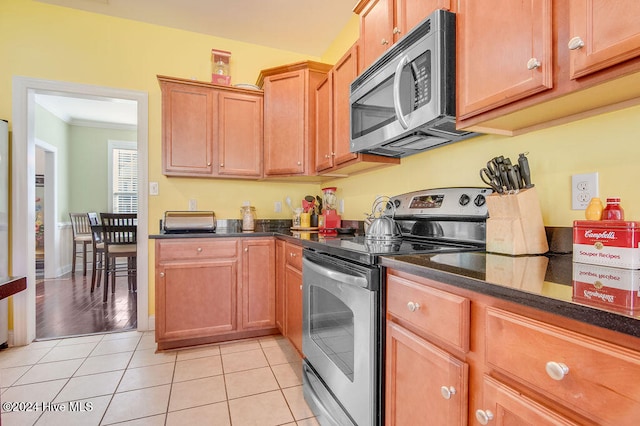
(108, 141, 137, 213)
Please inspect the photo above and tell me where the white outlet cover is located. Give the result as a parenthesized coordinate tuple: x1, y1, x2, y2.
(572, 172, 599, 210)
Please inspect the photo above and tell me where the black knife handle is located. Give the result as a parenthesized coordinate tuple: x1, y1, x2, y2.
(518, 153, 534, 188)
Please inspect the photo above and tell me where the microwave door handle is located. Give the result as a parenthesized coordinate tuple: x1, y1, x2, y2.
(393, 55, 410, 129)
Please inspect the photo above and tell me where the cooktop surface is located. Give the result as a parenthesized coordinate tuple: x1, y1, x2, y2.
(304, 235, 483, 265)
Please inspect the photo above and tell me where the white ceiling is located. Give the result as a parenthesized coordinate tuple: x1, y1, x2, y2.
(35, 93, 138, 130)
(36, 0, 356, 57)
(34, 0, 357, 128)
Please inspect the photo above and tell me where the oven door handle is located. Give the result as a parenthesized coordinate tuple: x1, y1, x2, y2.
(303, 257, 368, 289)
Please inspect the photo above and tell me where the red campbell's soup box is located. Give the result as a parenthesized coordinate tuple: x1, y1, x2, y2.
(573, 220, 640, 269)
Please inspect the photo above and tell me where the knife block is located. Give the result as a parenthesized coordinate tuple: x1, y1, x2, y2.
(485, 187, 549, 255)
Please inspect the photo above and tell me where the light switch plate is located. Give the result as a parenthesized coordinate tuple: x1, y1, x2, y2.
(571, 172, 599, 210)
(149, 182, 159, 196)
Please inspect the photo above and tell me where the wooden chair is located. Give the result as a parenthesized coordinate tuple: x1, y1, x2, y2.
(100, 213, 137, 302)
(69, 213, 92, 275)
(88, 212, 104, 292)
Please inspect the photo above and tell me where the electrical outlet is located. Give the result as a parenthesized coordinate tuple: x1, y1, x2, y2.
(189, 199, 197, 211)
(149, 181, 159, 196)
(274, 201, 282, 213)
(339, 199, 345, 214)
(572, 172, 599, 210)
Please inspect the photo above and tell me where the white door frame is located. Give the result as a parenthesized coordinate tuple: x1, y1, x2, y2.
(12, 76, 150, 345)
(34, 139, 58, 279)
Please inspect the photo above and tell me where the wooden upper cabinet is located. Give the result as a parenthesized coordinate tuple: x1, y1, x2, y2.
(568, 0, 640, 79)
(457, 1, 640, 135)
(457, 0, 553, 119)
(331, 46, 359, 167)
(355, 0, 452, 70)
(315, 75, 333, 172)
(218, 92, 263, 178)
(160, 78, 215, 176)
(259, 61, 331, 177)
(315, 44, 400, 175)
(158, 75, 263, 179)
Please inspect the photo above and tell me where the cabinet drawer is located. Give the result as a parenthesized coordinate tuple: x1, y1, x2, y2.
(285, 243, 303, 271)
(477, 375, 578, 425)
(486, 308, 640, 426)
(387, 274, 470, 352)
(156, 239, 238, 261)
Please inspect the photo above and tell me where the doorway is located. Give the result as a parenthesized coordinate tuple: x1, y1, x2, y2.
(11, 76, 149, 346)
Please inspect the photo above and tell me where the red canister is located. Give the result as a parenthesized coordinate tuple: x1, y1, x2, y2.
(602, 197, 624, 220)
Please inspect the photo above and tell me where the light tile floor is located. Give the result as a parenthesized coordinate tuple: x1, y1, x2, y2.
(0, 331, 319, 426)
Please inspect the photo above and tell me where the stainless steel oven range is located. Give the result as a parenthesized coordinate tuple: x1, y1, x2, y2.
(301, 187, 492, 426)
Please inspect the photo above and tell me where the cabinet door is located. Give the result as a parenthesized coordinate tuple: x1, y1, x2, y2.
(263, 70, 306, 175)
(315, 75, 333, 172)
(396, 0, 451, 40)
(285, 265, 303, 354)
(218, 92, 263, 177)
(161, 82, 215, 176)
(569, 0, 640, 79)
(386, 321, 468, 425)
(476, 375, 578, 426)
(359, 0, 394, 70)
(156, 259, 237, 341)
(241, 239, 275, 330)
(332, 45, 359, 167)
(275, 240, 286, 333)
(457, 0, 553, 119)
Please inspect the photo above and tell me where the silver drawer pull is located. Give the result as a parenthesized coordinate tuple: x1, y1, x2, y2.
(197, 247, 203, 253)
(475, 409, 494, 425)
(407, 301, 420, 312)
(545, 361, 569, 380)
(440, 385, 456, 400)
(568, 36, 585, 50)
(527, 58, 541, 70)
(159, 272, 165, 278)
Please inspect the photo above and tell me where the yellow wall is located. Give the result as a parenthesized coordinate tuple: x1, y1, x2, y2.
(325, 104, 640, 226)
(4, 1, 640, 320)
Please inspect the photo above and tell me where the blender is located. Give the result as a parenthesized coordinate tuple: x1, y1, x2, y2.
(320, 186, 341, 232)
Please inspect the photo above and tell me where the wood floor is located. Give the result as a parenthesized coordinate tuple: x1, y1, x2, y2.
(36, 269, 137, 340)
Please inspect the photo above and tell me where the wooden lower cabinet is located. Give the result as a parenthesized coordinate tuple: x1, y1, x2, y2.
(386, 268, 640, 426)
(283, 242, 304, 354)
(386, 321, 468, 425)
(155, 237, 277, 350)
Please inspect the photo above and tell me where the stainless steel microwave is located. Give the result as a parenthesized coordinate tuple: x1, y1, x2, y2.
(350, 9, 478, 158)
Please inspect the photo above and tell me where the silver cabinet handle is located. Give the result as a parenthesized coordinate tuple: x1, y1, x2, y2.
(545, 361, 569, 380)
(440, 386, 456, 400)
(381, 38, 389, 45)
(197, 247, 202, 253)
(475, 409, 494, 425)
(297, 161, 302, 166)
(527, 58, 541, 70)
(220, 163, 224, 167)
(407, 301, 420, 312)
(159, 272, 165, 278)
(393, 27, 401, 35)
(207, 162, 211, 166)
(568, 36, 585, 50)
(244, 247, 248, 252)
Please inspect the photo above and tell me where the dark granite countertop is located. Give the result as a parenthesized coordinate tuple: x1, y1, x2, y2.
(150, 221, 640, 339)
(380, 252, 640, 338)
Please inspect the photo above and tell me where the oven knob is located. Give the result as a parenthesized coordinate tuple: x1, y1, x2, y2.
(459, 194, 471, 206)
(474, 194, 486, 207)
(393, 199, 401, 209)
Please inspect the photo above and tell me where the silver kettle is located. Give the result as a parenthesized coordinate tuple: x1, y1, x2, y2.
(365, 196, 402, 241)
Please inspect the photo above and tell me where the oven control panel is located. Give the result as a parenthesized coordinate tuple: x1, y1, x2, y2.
(390, 187, 493, 218)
